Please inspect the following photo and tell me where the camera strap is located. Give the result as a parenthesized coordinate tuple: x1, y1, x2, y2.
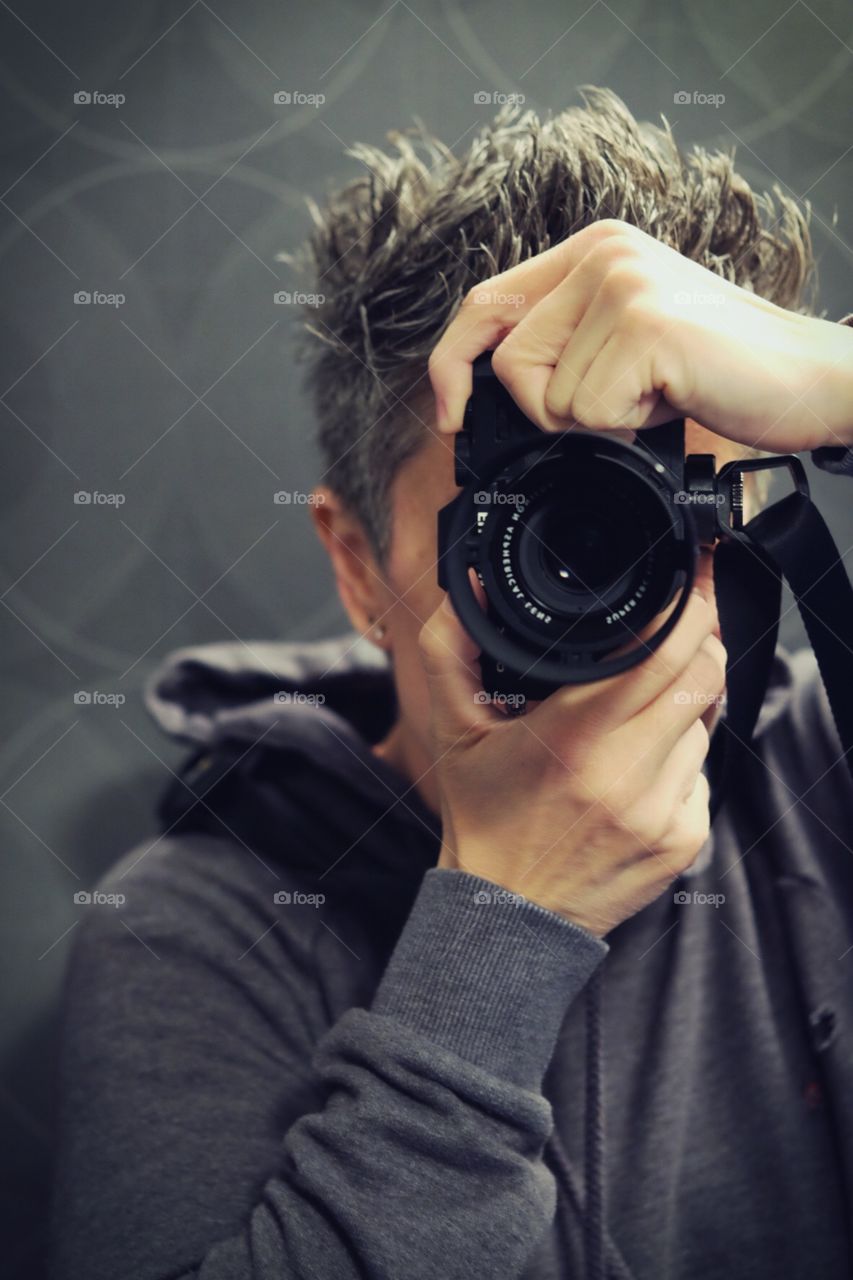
(708, 488, 853, 824)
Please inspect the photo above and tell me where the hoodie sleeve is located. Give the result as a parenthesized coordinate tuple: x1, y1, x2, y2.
(49, 852, 607, 1280)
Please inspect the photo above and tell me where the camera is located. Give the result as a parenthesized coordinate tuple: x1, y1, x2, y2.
(437, 350, 805, 702)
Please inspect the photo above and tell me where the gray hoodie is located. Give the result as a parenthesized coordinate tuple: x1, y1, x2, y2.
(48, 631, 853, 1280)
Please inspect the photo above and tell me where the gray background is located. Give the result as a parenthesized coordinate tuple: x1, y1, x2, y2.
(1, 1, 851, 1273)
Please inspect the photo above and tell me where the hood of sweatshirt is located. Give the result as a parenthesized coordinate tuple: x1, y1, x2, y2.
(147, 631, 403, 806)
(145, 631, 447, 949)
(144, 628, 799, 893)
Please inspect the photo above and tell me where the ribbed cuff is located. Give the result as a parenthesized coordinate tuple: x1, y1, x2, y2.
(371, 867, 609, 1090)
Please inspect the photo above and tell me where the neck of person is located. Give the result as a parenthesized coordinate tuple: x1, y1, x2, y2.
(372, 721, 442, 817)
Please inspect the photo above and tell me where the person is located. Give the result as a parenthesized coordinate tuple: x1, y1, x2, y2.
(49, 87, 853, 1280)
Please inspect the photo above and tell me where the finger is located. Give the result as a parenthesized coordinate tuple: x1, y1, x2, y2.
(540, 266, 681, 433)
(487, 247, 625, 433)
(602, 768, 711, 891)
(637, 767, 712, 884)
(664, 769, 712, 856)
(485, 289, 596, 433)
(540, 586, 719, 734)
(569, 331, 676, 432)
(691, 549, 717, 611)
(418, 576, 495, 743)
(542, 267, 628, 424)
(606, 547, 719, 702)
(616, 599, 724, 726)
(428, 222, 632, 433)
(655, 717, 711, 805)
(625, 632, 726, 763)
(481, 231, 676, 435)
(544, 547, 713, 688)
(428, 304, 517, 434)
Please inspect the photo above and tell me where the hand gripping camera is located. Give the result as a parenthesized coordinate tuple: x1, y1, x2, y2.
(437, 350, 813, 703)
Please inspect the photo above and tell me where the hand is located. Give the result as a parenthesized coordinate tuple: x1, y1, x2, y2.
(418, 569, 727, 939)
(428, 219, 853, 455)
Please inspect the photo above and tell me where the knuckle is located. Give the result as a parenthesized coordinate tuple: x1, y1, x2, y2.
(658, 602, 713, 673)
(573, 389, 622, 429)
(427, 345, 451, 383)
(625, 797, 668, 846)
(687, 587, 715, 624)
(462, 281, 494, 309)
(600, 261, 650, 303)
(671, 840, 703, 878)
(577, 236, 639, 287)
(489, 338, 516, 382)
(417, 617, 441, 666)
(621, 295, 667, 337)
(590, 218, 637, 244)
(544, 375, 571, 418)
(652, 632, 694, 680)
(691, 636, 727, 692)
(687, 807, 712, 859)
(672, 786, 711, 864)
(691, 717, 711, 757)
(600, 767, 642, 817)
(490, 342, 526, 399)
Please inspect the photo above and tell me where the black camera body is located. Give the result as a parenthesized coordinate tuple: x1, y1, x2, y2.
(437, 350, 759, 702)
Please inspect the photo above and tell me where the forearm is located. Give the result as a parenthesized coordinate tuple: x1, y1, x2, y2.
(52, 867, 607, 1280)
(232, 870, 606, 1280)
(804, 312, 853, 449)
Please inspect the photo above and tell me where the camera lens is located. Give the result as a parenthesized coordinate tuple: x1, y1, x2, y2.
(536, 496, 638, 599)
(501, 453, 668, 637)
(437, 355, 697, 692)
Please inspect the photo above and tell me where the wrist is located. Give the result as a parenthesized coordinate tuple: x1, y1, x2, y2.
(437, 842, 460, 871)
(436, 846, 608, 936)
(806, 314, 853, 449)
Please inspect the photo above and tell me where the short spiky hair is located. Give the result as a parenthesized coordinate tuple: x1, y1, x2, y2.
(286, 85, 817, 563)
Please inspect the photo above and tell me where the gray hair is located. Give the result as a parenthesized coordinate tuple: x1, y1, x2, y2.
(284, 85, 817, 562)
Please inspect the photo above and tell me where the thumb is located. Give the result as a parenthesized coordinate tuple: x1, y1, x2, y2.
(418, 580, 495, 744)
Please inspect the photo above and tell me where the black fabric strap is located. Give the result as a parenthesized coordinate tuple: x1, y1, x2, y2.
(708, 490, 853, 823)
